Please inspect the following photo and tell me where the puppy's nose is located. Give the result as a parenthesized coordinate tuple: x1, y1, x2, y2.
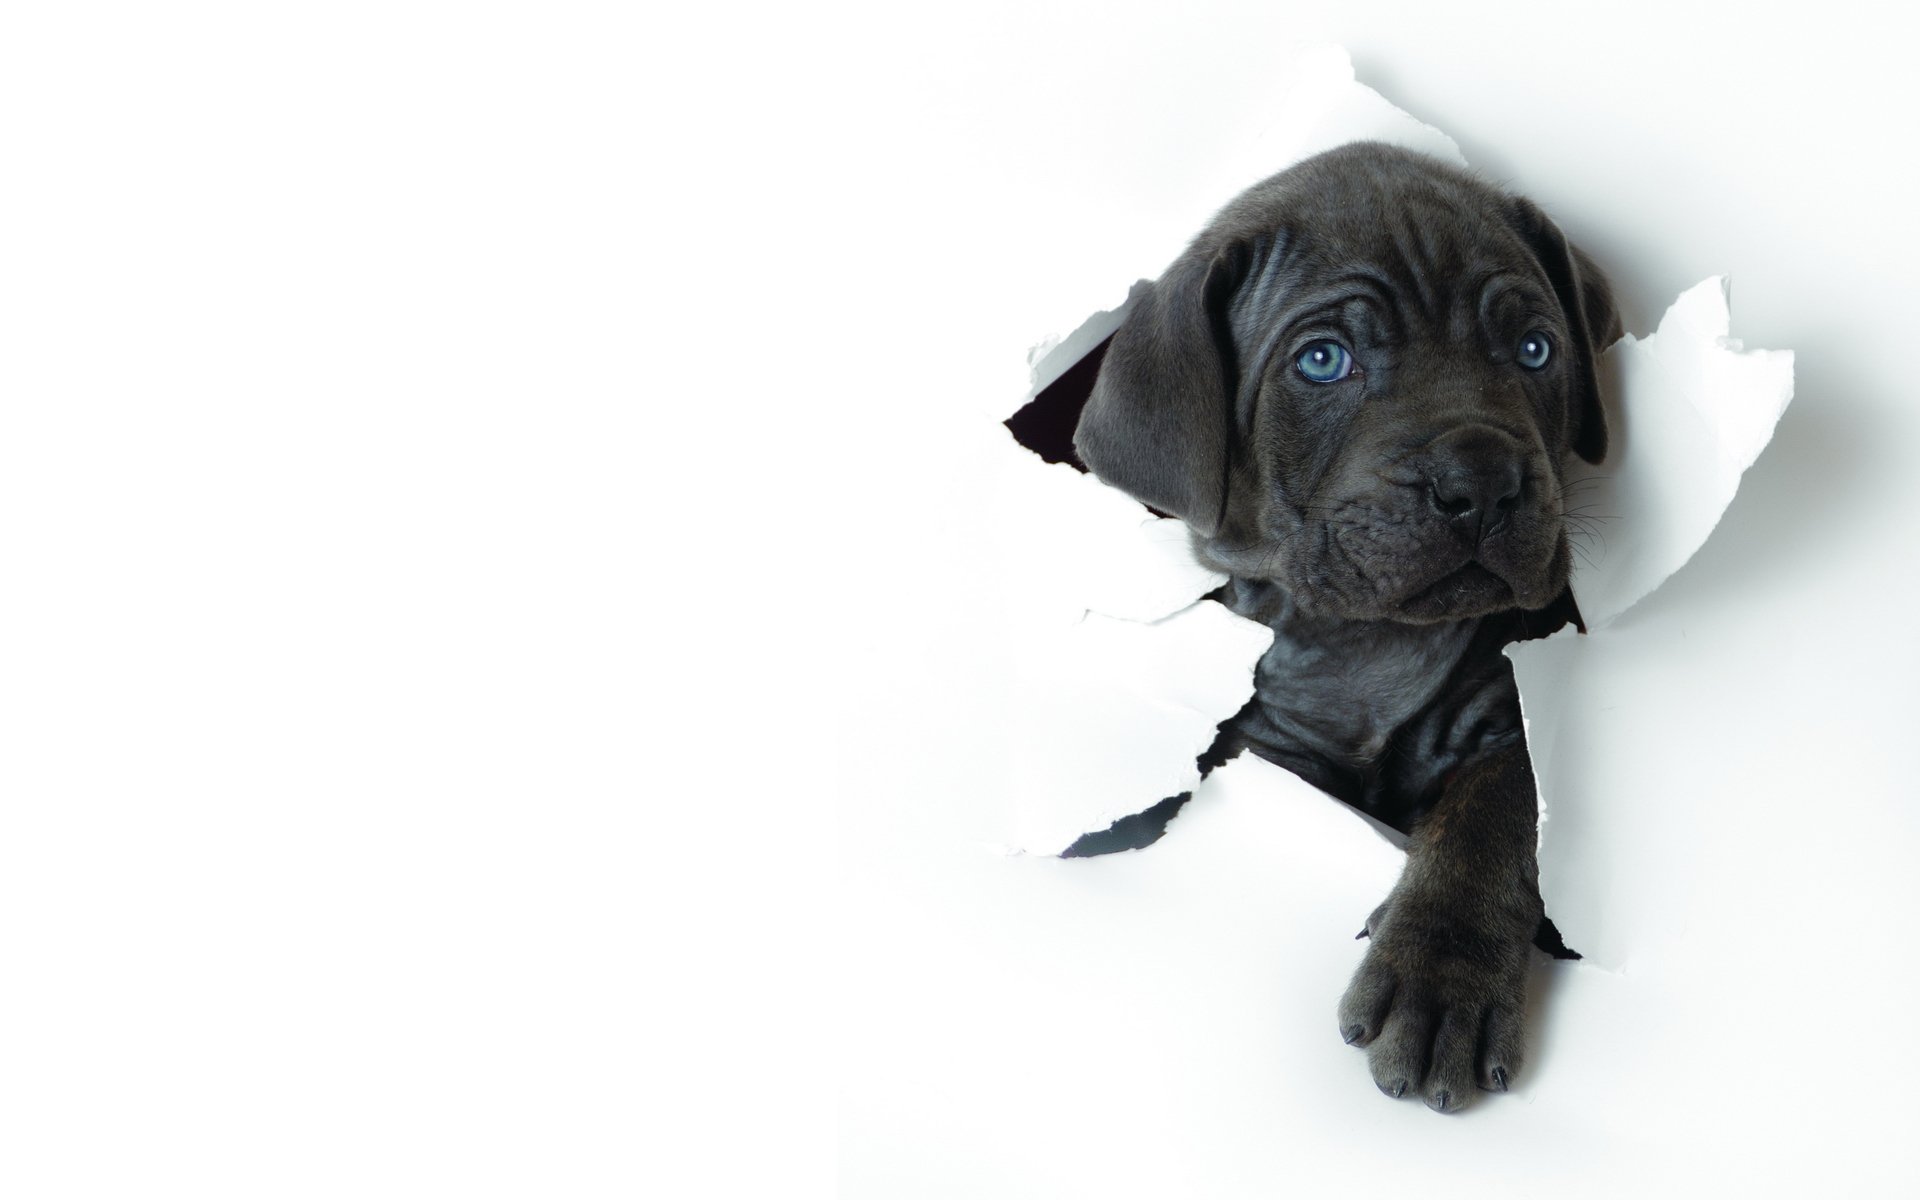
(1424, 427, 1525, 538)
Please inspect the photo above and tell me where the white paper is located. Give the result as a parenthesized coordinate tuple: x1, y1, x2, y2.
(994, 449, 1228, 628)
(1000, 599, 1271, 856)
(1508, 278, 1794, 968)
(993, 434, 1264, 854)
(1563, 276, 1796, 629)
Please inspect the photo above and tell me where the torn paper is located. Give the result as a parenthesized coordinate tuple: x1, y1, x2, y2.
(994, 455, 1227, 628)
(998, 44, 1795, 971)
(992, 438, 1269, 855)
(1021, 45, 1466, 405)
(999, 598, 1271, 857)
(1562, 276, 1795, 629)
(1511, 280, 1794, 967)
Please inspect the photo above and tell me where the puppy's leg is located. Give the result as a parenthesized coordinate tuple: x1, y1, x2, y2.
(1337, 743, 1542, 1113)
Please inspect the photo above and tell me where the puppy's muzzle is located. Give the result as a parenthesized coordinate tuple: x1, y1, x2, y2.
(1419, 426, 1529, 546)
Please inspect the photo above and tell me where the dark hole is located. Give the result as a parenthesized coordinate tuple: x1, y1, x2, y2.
(1059, 792, 1192, 857)
(1515, 586, 1586, 641)
(1058, 703, 1250, 858)
(1533, 915, 1581, 960)
(1003, 336, 1111, 469)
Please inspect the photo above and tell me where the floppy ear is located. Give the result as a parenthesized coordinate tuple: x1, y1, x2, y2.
(1509, 198, 1621, 465)
(1073, 245, 1247, 536)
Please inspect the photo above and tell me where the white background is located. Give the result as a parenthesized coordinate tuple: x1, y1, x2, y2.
(3, 2, 1916, 1196)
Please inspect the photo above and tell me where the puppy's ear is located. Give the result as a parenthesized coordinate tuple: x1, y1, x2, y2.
(1073, 245, 1248, 536)
(1509, 199, 1621, 465)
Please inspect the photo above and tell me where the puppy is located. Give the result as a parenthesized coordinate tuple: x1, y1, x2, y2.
(1072, 142, 1619, 1112)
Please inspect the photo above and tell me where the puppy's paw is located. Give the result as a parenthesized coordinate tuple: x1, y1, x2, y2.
(1337, 893, 1532, 1113)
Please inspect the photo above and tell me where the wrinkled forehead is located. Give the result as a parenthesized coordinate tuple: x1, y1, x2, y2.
(1225, 204, 1557, 380)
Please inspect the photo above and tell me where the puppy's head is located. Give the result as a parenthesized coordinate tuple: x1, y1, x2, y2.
(1074, 142, 1619, 624)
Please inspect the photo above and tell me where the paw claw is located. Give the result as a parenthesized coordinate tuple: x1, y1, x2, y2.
(1344, 892, 1532, 1109)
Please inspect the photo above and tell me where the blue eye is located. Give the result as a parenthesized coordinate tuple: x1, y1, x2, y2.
(1295, 340, 1354, 383)
(1517, 331, 1552, 370)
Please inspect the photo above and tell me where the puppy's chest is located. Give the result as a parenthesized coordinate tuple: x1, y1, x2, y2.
(1253, 618, 1474, 764)
(1219, 578, 1501, 810)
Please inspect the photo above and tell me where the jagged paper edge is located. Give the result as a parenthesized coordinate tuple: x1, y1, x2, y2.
(1565, 276, 1795, 629)
(1006, 60, 1793, 866)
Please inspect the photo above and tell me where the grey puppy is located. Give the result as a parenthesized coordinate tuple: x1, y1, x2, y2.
(1072, 142, 1619, 1113)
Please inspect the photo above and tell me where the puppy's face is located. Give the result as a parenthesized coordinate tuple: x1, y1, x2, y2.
(1075, 144, 1620, 625)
